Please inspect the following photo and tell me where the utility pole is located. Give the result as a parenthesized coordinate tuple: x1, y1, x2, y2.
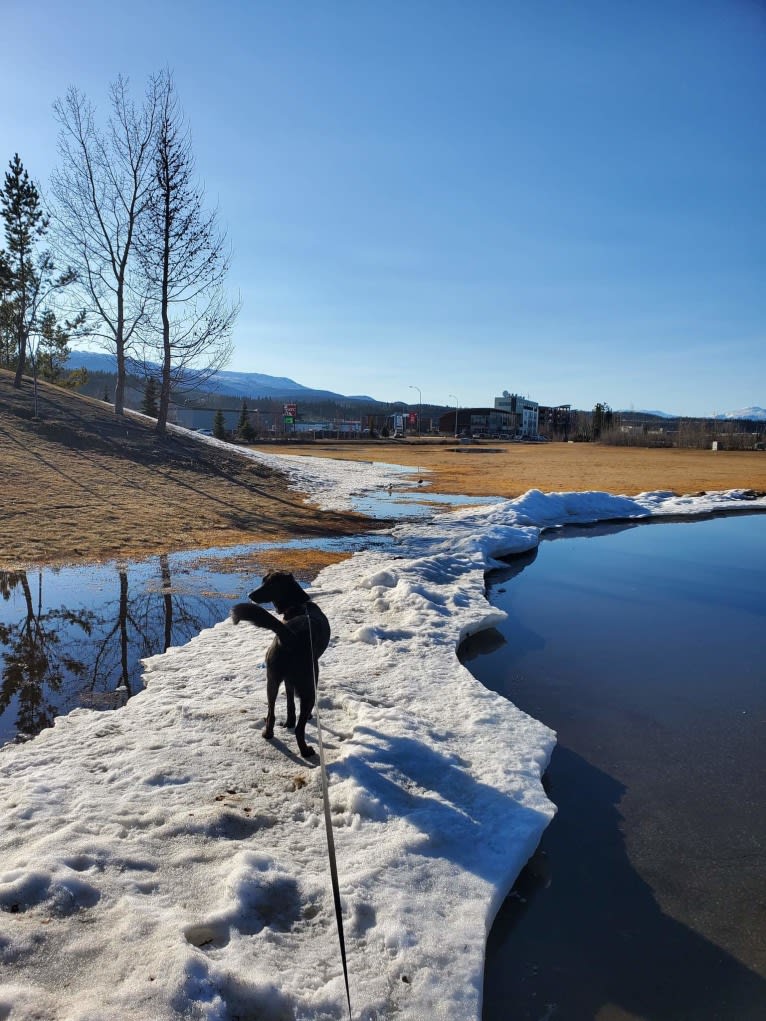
(449, 394, 459, 437)
(409, 384, 422, 437)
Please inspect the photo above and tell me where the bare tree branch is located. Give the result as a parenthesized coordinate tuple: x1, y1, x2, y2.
(51, 77, 160, 415)
(134, 70, 238, 434)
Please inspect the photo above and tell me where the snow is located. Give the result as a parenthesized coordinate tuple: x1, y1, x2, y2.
(2, 438, 765, 1021)
(715, 406, 766, 421)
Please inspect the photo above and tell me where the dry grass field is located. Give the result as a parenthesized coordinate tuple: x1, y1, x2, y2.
(2, 369, 764, 570)
(271, 438, 766, 501)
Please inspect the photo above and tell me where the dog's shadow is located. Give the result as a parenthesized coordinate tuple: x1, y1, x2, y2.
(264, 721, 342, 766)
(264, 730, 318, 767)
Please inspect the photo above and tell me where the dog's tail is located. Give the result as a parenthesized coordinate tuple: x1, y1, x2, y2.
(230, 602, 295, 645)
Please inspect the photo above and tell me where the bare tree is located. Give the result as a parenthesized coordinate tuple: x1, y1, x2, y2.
(134, 71, 237, 435)
(51, 76, 159, 415)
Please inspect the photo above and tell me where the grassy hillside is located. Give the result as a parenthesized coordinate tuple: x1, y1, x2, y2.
(0, 370, 365, 568)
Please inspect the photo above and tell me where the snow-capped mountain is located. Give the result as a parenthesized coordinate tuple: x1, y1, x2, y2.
(621, 406, 766, 422)
(714, 407, 766, 422)
(65, 350, 377, 404)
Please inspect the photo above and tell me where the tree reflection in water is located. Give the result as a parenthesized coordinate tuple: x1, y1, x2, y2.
(0, 555, 225, 745)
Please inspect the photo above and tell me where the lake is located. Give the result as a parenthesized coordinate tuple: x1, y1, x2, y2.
(465, 513, 766, 1020)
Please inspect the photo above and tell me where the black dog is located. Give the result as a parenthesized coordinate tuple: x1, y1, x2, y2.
(231, 571, 331, 759)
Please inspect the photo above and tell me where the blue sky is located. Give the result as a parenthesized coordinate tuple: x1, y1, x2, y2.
(2, 1, 764, 415)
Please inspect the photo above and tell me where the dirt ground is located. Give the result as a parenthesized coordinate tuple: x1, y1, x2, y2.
(3, 370, 765, 571)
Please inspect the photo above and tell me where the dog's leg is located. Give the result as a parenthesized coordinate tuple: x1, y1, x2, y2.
(294, 670, 317, 759)
(262, 666, 280, 741)
(283, 683, 296, 730)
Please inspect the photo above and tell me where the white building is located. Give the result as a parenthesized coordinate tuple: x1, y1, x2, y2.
(493, 391, 539, 437)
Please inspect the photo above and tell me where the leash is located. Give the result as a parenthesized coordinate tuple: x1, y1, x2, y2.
(306, 608, 353, 1021)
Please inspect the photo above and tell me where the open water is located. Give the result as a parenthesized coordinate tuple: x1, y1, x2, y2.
(468, 513, 766, 1021)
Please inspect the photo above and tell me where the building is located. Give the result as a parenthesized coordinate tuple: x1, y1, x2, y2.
(538, 404, 572, 439)
(493, 392, 539, 437)
(436, 407, 516, 437)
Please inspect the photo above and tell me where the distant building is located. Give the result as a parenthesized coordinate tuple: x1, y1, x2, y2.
(437, 407, 516, 437)
(493, 392, 539, 437)
(168, 406, 240, 431)
(538, 404, 572, 439)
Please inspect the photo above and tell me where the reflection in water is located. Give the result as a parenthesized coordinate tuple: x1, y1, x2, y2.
(0, 530, 396, 748)
(0, 570, 93, 740)
(0, 556, 229, 746)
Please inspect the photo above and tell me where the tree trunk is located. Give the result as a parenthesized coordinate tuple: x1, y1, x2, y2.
(12, 251, 28, 388)
(12, 328, 25, 388)
(156, 163, 173, 436)
(114, 284, 125, 416)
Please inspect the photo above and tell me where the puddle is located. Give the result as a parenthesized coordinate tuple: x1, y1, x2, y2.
(0, 532, 393, 748)
(350, 484, 500, 518)
(0, 477, 503, 747)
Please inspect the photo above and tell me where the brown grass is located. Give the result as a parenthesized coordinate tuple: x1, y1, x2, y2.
(265, 438, 766, 500)
(0, 371, 370, 570)
(2, 370, 764, 570)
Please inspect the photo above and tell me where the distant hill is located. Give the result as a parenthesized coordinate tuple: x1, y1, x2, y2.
(714, 407, 766, 422)
(625, 406, 766, 422)
(65, 350, 379, 404)
(632, 409, 677, 419)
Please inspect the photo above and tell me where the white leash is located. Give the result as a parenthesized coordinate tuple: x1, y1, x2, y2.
(306, 608, 353, 1020)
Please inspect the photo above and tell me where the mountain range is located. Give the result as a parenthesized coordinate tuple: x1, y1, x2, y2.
(65, 350, 378, 404)
(713, 407, 766, 422)
(65, 351, 765, 419)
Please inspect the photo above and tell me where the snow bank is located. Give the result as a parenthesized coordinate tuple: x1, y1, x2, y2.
(2, 442, 764, 1020)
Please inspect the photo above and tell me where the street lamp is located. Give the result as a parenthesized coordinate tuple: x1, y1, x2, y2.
(409, 385, 422, 436)
(448, 394, 459, 437)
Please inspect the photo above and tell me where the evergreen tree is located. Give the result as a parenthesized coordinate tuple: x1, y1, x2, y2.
(237, 399, 255, 441)
(1, 155, 81, 408)
(35, 308, 86, 385)
(141, 377, 159, 417)
(1, 155, 48, 387)
(592, 402, 613, 440)
(213, 409, 226, 439)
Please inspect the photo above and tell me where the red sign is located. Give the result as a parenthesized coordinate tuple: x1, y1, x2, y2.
(283, 403, 297, 417)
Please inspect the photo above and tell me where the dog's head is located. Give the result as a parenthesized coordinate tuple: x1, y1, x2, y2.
(248, 571, 308, 613)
